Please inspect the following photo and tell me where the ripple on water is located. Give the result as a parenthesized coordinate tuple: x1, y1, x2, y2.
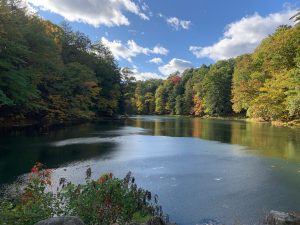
(51, 137, 120, 147)
(196, 218, 222, 225)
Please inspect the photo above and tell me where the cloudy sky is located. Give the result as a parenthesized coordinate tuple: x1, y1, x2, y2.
(27, 0, 299, 80)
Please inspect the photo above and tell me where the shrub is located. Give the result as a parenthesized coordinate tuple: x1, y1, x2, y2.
(0, 163, 164, 225)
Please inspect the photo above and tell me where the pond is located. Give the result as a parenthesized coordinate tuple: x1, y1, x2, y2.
(1, 116, 300, 225)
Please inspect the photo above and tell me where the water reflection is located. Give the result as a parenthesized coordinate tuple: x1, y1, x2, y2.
(1, 116, 300, 186)
(126, 116, 300, 161)
(1, 116, 300, 224)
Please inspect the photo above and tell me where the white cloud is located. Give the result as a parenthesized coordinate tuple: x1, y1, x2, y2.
(159, 58, 193, 76)
(20, 0, 37, 14)
(101, 37, 168, 62)
(189, 9, 296, 61)
(152, 46, 169, 55)
(158, 13, 191, 30)
(166, 17, 191, 30)
(149, 57, 163, 64)
(27, 0, 149, 27)
(126, 68, 164, 80)
(134, 72, 164, 80)
(140, 1, 153, 17)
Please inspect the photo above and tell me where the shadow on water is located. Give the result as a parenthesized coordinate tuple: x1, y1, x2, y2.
(0, 122, 123, 185)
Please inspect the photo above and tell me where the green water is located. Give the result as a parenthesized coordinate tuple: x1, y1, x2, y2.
(1, 116, 300, 224)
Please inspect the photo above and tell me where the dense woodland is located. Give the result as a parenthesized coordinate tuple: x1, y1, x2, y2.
(0, 0, 121, 125)
(0, 0, 300, 126)
(118, 13, 300, 122)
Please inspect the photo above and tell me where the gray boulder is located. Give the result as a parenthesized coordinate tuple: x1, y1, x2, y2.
(265, 210, 300, 225)
(34, 216, 85, 225)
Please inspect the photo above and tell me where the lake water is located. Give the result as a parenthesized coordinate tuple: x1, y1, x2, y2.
(1, 116, 300, 225)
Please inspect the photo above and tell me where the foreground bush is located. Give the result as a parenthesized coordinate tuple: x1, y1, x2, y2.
(0, 163, 164, 225)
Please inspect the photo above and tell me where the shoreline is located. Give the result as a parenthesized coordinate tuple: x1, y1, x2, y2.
(0, 116, 123, 133)
(146, 114, 300, 128)
(184, 115, 300, 128)
(1, 115, 299, 132)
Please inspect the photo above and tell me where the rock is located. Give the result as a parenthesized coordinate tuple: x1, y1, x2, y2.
(264, 210, 300, 225)
(34, 216, 85, 225)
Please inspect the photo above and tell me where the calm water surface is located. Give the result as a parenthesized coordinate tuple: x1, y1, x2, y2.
(1, 116, 300, 225)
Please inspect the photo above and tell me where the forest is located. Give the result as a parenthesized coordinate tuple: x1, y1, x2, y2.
(125, 24, 300, 122)
(0, 0, 122, 126)
(0, 0, 300, 126)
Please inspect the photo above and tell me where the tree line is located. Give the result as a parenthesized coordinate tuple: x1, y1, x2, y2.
(0, 0, 299, 126)
(125, 24, 300, 122)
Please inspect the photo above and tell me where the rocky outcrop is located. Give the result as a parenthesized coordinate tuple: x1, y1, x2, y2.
(264, 210, 300, 225)
(34, 216, 85, 225)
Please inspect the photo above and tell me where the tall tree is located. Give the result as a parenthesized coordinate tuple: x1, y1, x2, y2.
(203, 59, 235, 115)
(155, 85, 166, 115)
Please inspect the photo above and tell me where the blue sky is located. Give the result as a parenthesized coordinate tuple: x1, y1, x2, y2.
(27, 0, 299, 80)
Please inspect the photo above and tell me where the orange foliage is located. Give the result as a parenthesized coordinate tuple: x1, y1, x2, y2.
(98, 173, 113, 184)
(193, 95, 204, 116)
(169, 75, 181, 84)
(30, 162, 53, 186)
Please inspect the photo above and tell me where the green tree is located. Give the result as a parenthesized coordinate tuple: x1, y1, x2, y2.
(119, 67, 136, 114)
(231, 54, 260, 113)
(182, 79, 193, 115)
(155, 85, 166, 114)
(246, 25, 300, 121)
(203, 59, 235, 115)
(175, 96, 183, 115)
(135, 84, 145, 114)
(144, 92, 155, 114)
